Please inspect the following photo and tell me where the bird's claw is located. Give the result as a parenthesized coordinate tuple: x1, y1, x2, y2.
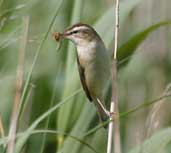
(109, 112, 119, 120)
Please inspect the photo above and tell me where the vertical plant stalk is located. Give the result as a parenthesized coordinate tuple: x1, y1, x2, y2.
(6, 16, 29, 153)
(107, 0, 121, 153)
(0, 114, 5, 137)
(0, 115, 6, 153)
(0, 114, 5, 148)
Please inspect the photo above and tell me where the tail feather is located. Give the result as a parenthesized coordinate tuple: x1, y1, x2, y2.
(94, 99, 108, 128)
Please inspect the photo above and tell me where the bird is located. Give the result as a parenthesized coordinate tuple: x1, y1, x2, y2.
(56, 23, 111, 124)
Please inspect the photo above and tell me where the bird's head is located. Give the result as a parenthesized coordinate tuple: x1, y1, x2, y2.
(61, 23, 100, 46)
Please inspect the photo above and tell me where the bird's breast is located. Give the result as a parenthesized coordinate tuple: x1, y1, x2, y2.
(77, 44, 96, 67)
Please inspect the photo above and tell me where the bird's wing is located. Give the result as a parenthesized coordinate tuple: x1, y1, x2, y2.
(76, 54, 93, 102)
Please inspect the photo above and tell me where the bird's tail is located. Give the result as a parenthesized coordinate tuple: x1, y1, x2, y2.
(94, 99, 109, 128)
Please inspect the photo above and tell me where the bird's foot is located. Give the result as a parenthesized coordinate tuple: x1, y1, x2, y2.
(109, 112, 119, 120)
(96, 98, 110, 116)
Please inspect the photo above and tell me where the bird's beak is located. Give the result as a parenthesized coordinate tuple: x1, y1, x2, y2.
(61, 31, 70, 39)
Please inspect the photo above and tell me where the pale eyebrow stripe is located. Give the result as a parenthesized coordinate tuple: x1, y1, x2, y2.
(71, 26, 89, 32)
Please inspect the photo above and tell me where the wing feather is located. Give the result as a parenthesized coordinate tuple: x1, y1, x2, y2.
(76, 54, 93, 102)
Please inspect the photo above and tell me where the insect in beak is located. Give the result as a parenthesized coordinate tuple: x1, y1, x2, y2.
(52, 32, 64, 52)
(52, 32, 63, 41)
(52, 31, 71, 42)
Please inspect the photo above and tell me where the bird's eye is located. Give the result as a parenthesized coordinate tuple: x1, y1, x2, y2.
(72, 30, 78, 34)
(68, 30, 79, 35)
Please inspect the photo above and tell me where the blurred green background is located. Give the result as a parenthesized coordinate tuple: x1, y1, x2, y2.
(0, 0, 171, 153)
